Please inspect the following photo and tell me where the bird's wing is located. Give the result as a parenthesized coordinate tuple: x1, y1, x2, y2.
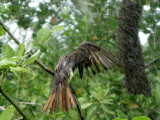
(75, 42, 117, 79)
(42, 42, 117, 113)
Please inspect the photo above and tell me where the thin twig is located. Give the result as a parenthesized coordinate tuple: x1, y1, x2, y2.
(145, 58, 158, 68)
(28, 55, 55, 75)
(0, 106, 5, 111)
(0, 87, 29, 120)
(0, 20, 19, 44)
(0, 19, 85, 120)
(0, 102, 42, 111)
(19, 102, 42, 106)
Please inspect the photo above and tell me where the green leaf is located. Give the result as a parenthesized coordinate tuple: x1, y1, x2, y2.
(0, 58, 16, 69)
(0, 105, 15, 120)
(2, 44, 15, 58)
(36, 27, 52, 42)
(86, 105, 96, 120)
(52, 25, 64, 31)
(8, 56, 24, 62)
(81, 102, 93, 109)
(36, 26, 64, 42)
(0, 25, 5, 36)
(133, 116, 151, 120)
(116, 74, 125, 81)
(117, 110, 128, 119)
(10, 66, 29, 73)
(101, 104, 115, 115)
(16, 43, 25, 56)
(23, 50, 40, 66)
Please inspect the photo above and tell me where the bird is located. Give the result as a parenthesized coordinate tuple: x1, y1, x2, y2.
(42, 42, 117, 113)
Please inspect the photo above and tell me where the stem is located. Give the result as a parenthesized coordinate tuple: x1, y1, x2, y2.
(70, 85, 85, 120)
(28, 55, 55, 75)
(0, 87, 29, 120)
(145, 58, 158, 68)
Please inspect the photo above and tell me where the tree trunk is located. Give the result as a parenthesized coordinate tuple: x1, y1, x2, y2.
(117, 0, 151, 96)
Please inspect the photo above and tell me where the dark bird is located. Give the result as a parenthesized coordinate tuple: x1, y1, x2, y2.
(42, 42, 117, 113)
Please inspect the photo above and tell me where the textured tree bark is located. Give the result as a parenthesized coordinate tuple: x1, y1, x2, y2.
(117, 0, 151, 96)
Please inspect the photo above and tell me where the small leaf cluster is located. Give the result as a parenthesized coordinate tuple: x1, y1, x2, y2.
(0, 43, 40, 73)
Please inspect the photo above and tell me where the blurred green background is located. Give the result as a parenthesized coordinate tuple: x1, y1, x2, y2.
(0, 0, 160, 120)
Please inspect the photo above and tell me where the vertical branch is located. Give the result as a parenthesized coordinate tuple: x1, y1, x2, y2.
(0, 87, 29, 120)
(117, 0, 151, 96)
(70, 85, 85, 120)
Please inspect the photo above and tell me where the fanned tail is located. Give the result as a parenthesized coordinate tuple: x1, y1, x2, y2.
(42, 84, 77, 113)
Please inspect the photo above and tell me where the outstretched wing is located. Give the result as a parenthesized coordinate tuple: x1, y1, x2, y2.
(75, 42, 117, 79)
(42, 42, 117, 113)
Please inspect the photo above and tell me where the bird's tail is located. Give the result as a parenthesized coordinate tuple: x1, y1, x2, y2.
(42, 84, 77, 113)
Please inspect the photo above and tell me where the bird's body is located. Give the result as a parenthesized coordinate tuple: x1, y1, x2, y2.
(42, 42, 117, 113)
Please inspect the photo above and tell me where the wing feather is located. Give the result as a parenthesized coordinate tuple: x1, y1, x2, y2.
(91, 55, 100, 72)
(78, 63, 84, 79)
(90, 66, 96, 75)
(95, 52, 111, 68)
(76, 42, 117, 78)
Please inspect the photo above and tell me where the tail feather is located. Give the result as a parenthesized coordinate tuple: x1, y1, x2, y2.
(42, 84, 76, 113)
(42, 94, 54, 111)
(61, 85, 68, 111)
(67, 87, 76, 108)
(48, 95, 55, 112)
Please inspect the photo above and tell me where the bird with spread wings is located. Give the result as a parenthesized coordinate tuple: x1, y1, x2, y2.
(42, 42, 117, 113)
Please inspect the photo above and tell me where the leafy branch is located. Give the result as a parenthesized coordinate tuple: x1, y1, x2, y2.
(0, 19, 55, 76)
(0, 19, 85, 120)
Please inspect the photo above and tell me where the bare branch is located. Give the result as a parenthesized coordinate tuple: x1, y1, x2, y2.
(0, 87, 29, 120)
(70, 85, 85, 120)
(19, 102, 42, 106)
(0, 102, 42, 112)
(29, 56, 55, 75)
(0, 106, 5, 111)
(0, 19, 19, 44)
(0, 102, 42, 111)
(145, 58, 158, 68)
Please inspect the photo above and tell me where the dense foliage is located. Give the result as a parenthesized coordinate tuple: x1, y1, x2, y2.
(0, 0, 160, 120)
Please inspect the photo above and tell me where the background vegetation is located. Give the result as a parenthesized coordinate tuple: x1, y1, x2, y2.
(0, 0, 160, 120)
